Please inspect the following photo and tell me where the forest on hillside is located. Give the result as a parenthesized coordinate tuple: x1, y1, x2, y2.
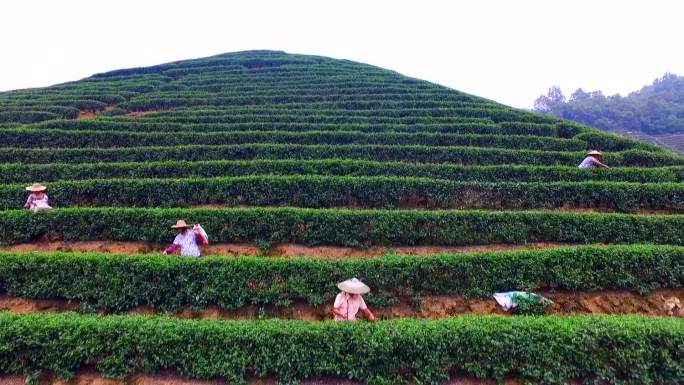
(533, 73, 684, 152)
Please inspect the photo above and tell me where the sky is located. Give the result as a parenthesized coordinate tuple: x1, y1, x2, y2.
(1, 0, 683, 108)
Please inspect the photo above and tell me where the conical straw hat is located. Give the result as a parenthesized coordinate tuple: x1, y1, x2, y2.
(586, 150, 603, 156)
(337, 278, 370, 294)
(26, 183, 47, 192)
(171, 219, 192, 229)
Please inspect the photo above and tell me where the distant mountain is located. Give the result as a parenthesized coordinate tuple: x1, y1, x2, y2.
(534, 73, 684, 153)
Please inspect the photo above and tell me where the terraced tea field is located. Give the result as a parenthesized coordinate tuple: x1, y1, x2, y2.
(656, 133, 684, 154)
(0, 50, 682, 385)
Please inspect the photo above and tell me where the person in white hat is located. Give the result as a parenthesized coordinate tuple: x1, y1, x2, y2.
(23, 183, 52, 213)
(164, 220, 201, 257)
(578, 150, 610, 169)
(332, 278, 376, 321)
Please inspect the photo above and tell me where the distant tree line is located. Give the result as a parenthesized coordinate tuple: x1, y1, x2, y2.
(534, 73, 684, 135)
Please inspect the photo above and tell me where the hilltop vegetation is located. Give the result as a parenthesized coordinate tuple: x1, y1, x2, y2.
(0, 51, 682, 384)
(534, 73, 684, 152)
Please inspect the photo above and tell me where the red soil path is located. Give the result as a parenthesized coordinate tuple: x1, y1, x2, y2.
(126, 109, 169, 117)
(1, 288, 681, 319)
(0, 241, 571, 258)
(76, 110, 97, 119)
(76, 105, 114, 120)
(0, 371, 534, 385)
(191, 204, 681, 215)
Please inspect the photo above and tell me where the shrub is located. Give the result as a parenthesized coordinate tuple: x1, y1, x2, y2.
(1, 159, 681, 184)
(0, 207, 682, 247)
(0, 313, 681, 385)
(0, 128, 588, 151)
(0, 244, 680, 312)
(1, 176, 683, 212)
(0, 144, 681, 166)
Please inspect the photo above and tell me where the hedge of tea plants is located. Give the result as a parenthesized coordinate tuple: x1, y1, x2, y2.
(0, 313, 681, 385)
(0, 244, 680, 312)
(0, 176, 682, 212)
(0, 207, 682, 247)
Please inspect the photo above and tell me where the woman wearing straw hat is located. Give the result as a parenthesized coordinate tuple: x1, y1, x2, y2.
(332, 278, 376, 321)
(164, 220, 201, 257)
(579, 150, 610, 169)
(23, 183, 52, 213)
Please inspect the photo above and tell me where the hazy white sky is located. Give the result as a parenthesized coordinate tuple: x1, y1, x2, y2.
(1, 0, 682, 108)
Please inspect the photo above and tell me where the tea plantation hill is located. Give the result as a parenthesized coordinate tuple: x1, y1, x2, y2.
(0, 50, 682, 384)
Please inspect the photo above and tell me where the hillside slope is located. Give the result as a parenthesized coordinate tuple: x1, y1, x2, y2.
(0, 50, 682, 385)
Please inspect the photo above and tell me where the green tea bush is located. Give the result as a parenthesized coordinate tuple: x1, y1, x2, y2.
(0, 128, 587, 151)
(0, 144, 681, 166)
(1, 176, 682, 212)
(0, 207, 682, 246)
(35, 119, 554, 136)
(0, 245, 680, 312)
(0, 313, 681, 385)
(1, 159, 681, 184)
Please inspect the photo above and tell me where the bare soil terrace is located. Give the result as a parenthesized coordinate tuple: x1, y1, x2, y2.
(1, 288, 681, 320)
(0, 240, 573, 258)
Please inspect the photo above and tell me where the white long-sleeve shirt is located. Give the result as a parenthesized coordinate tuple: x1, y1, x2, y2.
(578, 156, 602, 169)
